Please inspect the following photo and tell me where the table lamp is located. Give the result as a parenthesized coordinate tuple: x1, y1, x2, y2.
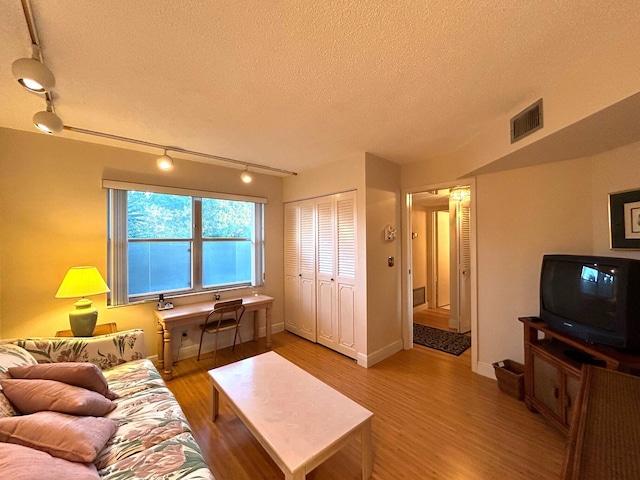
(55, 266, 110, 336)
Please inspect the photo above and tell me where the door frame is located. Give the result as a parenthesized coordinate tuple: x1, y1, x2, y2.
(401, 178, 478, 373)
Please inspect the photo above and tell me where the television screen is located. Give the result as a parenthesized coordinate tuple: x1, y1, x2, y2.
(541, 258, 618, 331)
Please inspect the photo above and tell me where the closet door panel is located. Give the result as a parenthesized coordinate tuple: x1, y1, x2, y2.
(283, 204, 300, 334)
(316, 197, 337, 348)
(297, 201, 317, 342)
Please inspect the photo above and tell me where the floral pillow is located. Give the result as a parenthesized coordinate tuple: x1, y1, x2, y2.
(0, 344, 38, 418)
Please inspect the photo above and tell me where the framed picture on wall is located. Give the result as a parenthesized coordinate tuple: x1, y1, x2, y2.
(609, 188, 640, 249)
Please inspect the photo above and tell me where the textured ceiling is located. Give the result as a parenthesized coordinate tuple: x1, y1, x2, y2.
(1, 1, 639, 174)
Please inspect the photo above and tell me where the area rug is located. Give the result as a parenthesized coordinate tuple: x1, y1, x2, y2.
(413, 324, 471, 356)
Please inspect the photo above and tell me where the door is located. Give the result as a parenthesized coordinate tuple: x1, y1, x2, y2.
(316, 196, 336, 348)
(436, 210, 450, 308)
(457, 198, 471, 333)
(298, 201, 317, 342)
(316, 192, 357, 358)
(283, 200, 316, 342)
(284, 203, 300, 333)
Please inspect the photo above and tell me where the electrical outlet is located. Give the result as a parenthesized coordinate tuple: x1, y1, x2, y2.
(181, 331, 187, 338)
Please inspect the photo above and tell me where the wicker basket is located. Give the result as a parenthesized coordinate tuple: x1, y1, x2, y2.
(492, 360, 525, 400)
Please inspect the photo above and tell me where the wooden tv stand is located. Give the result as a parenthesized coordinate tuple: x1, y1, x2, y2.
(519, 316, 640, 434)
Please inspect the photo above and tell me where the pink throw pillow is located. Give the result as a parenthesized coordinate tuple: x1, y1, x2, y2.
(0, 411, 118, 463)
(0, 442, 100, 479)
(9, 362, 118, 400)
(0, 379, 116, 416)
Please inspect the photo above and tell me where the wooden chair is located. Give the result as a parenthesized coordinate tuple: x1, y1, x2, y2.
(197, 299, 246, 365)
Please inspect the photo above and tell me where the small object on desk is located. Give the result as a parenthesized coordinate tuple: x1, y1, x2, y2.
(56, 322, 117, 337)
(157, 293, 174, 311)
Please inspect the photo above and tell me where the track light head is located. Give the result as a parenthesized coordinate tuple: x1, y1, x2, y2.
(157, 150, 174, 171)
(33, 108, 63, 134)
(240, 167, 252, 183)
(12, 56, 55, 94)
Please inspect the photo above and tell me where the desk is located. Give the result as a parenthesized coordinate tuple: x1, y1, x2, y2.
(154, 294, 274, 379)
(56, 322, 118, 337)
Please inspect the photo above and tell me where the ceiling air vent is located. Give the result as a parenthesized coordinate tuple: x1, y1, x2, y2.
(510, 99, 543, 143)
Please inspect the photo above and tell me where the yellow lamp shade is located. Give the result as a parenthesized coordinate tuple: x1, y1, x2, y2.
(55, 266, 110, 298)
(56, 266, 109, 336)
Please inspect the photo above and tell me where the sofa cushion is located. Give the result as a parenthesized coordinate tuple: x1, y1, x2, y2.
(98, 432, 214, 480)
(95, 417, 192, 470)
(0, 379, 116, 416)
(9, 362, 118, 400)
(0, 344, 38, 418)
(0, 442, 100, 479)
(8, 329, 146, 370)
(0, 411, 118, 463)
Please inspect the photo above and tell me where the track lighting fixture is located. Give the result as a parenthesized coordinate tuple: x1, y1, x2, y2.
(12, 44, 55, 94)
(240, 166, 253, 183)
(156, 150, 175, 171)
(33, 100, 63, 134)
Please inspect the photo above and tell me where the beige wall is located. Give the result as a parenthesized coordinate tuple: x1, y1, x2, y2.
(364, 153, 402, 361)
(474, 140, 640, 377)
(0, 128, 284, 357)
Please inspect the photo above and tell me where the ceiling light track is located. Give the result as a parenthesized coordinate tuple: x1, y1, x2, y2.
(13, 0, 296, 178)
(63, 125, 297, 177)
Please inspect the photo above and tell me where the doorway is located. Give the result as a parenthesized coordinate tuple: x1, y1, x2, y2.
(410, 186, 472, 334)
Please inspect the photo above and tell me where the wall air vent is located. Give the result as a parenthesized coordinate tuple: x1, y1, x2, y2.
(510, 99, 543, 143)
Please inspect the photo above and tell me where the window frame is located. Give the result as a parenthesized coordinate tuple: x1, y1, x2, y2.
(105, 180, 266, 306)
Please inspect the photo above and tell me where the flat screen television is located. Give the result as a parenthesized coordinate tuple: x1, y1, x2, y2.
(540, 254, 640, 349)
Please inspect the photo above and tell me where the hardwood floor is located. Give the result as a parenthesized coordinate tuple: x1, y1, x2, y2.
(164, 331, 565, 479)
(413, 307, 455, 331)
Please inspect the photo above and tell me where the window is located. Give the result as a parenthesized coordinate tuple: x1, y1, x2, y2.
(107, 183, 265, 305)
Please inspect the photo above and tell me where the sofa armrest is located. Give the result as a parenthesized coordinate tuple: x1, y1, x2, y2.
(5, 329, 146, 370)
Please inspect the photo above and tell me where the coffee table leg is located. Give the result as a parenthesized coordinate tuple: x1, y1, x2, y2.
(285, 470, 305, 480)
(361, 419, 373, 479)
(211, 385, 219, 421)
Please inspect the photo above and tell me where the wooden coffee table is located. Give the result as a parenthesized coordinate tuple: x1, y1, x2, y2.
(209, 351, 374, 479)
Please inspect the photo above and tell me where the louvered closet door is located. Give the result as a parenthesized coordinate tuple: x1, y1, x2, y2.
(334, 191, 357, 358)
(298, 201, 317, 342)
(316, 196, 337, 350)
(283, 203, 300, 334)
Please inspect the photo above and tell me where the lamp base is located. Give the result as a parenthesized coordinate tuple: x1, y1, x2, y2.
(69, 298, 98, 337)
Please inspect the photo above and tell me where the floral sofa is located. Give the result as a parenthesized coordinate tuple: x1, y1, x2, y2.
(0, 329, 214, 480)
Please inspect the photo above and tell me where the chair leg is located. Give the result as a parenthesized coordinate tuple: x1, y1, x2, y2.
(237, 327, 244, 359)
(197, 328, 205, 361)
(213, 332, 219, 366)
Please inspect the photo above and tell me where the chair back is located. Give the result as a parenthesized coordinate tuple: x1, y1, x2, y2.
(204, 299, 245, 329)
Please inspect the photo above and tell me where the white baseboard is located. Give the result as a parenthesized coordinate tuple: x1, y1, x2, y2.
(357, 339, 403, 368)
(476, 361, 497, 380)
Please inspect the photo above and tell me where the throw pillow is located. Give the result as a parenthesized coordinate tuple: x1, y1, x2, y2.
(0, 411, 118, 463)
(0, 379, 116, 416)
(9, 362, 119, 400)
(0, 344, 38, 418)
(0, 442, 100, 480)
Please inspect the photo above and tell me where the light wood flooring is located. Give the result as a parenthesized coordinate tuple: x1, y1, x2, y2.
(413, 307, 454, 331)
(164, 331, 565, 479)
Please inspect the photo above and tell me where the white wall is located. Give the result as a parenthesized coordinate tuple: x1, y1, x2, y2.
(0, 128, 284, 358)
(473, 140, 640, 377)
(364, 153, 403, 363)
